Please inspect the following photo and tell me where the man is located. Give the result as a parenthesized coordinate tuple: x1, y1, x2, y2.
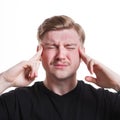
(0, 15, 120, 120)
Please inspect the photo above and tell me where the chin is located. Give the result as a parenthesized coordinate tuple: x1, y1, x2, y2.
(53, 72, 75, 81)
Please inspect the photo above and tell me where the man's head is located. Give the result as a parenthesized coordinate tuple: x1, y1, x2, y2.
(37, 15, 85, 45)
(37, 15, 85, 81)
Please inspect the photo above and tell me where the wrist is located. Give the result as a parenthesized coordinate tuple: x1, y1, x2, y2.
(0, 72, 13, 94)
(113, 83, 120, 92)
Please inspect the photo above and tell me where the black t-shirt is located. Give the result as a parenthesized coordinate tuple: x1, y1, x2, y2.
(0, 80, 120, 120)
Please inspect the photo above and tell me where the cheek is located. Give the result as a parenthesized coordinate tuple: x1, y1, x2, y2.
(41, 51, 55, 64)
(70, 50, 80, 60)
(41, 53, 50, 70)
(69, 51, 81, 67)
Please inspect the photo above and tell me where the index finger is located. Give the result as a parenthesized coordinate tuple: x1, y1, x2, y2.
(79, 47, 91, 65)
(79, 47, 95, 74)
(30, 45, 43, 61)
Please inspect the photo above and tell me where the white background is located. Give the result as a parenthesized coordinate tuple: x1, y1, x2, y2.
(0, 0, 120, 91)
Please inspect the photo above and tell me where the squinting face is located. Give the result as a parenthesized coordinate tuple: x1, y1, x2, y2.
(41, 28, 83, 80)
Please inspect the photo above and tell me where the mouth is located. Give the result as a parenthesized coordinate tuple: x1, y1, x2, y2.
(53, 63, 69, 69)
(55, 64, 67, 68)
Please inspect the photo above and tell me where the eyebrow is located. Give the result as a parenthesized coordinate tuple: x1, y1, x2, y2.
(64, 43, 77, 46)
(41, 42, 55, 46)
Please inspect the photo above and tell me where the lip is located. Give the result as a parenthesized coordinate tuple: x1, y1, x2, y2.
(54, 64, 68, 69)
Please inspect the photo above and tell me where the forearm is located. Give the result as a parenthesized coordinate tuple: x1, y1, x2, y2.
(0, 72, 12, 94)
(107, 70, 120, 92)
(113, 81, 120, 92)
(105, 70, 120, 92)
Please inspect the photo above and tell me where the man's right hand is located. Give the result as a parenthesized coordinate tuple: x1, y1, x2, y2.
(0, 46, 43, 94)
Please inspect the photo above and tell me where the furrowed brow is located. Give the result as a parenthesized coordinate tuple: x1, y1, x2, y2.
(41, 42, 55, 46)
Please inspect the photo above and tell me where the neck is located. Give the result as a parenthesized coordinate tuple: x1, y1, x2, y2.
(43, 75, 78, 96)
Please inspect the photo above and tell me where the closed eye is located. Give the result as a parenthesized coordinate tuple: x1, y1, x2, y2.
(42, 42, 77, 50)
(65, 44, 77, 50)
(44, 44, 58, 49)
(47, 45, 57, 49)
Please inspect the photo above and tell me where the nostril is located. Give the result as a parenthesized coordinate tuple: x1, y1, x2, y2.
(56, 51, 66, 60)
(56, 57, 65, 61)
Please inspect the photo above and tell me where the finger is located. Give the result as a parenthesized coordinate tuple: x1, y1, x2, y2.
(24, 62, 39, 81)
(87, 59, 94, 74)
(30, 45, 43, 61)
(85, 76, 97, 84)
(79, 47, 91, 65)
(79, 47, 94, 74)
(24, 65, 32, 80)
(30, 61, 40, 78)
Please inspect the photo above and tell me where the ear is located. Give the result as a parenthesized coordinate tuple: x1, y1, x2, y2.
(37, 43, 43, 52)
(79, 45, 85, 61)
(37, 45, 39, 52)
(80, 45, 85, 53)
(82, 46, 85, 53)
(36, 45, 43, 61)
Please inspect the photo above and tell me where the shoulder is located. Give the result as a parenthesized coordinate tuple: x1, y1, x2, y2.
(0, 81, 43, 100)
(77, 80, 118, 99)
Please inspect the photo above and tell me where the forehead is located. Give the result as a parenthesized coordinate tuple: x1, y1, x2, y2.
(42, 29, 80, 44)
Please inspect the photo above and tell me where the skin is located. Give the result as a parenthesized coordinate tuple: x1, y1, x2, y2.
(39, 29, 84, 95)
(79, 49, 120, 91)
(0, 47, 43, 94)
(0, 28, 120, 95)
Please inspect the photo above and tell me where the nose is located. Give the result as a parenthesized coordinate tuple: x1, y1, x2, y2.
(56, 46, 67, 61)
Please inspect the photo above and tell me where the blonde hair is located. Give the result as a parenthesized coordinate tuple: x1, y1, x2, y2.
(37, 15, 85, 44)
